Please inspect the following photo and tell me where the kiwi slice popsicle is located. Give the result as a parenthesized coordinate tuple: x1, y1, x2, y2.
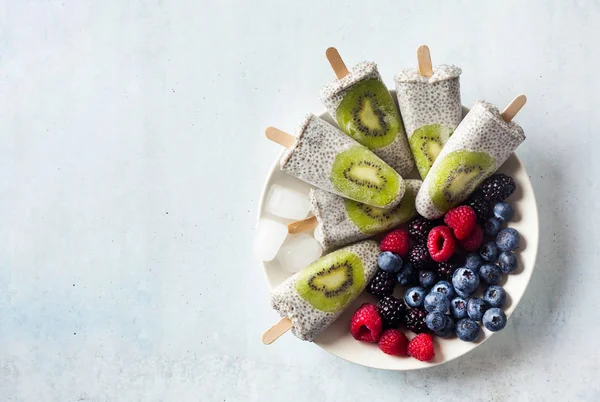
(308, 180, 422, 252)
(280, 114, 405, 209)
(320, 60, 415, 177)
(270, 240, 379, 341)
(415, 100, 526, 219)
(394, 64, 463, 179)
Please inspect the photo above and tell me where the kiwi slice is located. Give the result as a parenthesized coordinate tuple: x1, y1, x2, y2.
(344, 182, 417, 234)
(336, 79, 402, 150)
(429, 150, 496, 212)
(295, 249, 365, 313)
(330, 145, 400, 207)
(409, 124, 454, 179)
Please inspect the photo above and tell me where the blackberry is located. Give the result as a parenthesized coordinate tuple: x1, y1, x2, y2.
(465, 193, 490, 222)
(408, 244, 433, 271)
(404, 308, 428, 333)
(437, 260, 459, 280)
(408, 216, 436, 243)
(480, 174, 516, 202)
(377, 296, 407, 328)
(367, 270, 396, 298)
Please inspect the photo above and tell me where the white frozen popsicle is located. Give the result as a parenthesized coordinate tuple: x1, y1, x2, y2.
(266, 114, 406, 209)
(415, 96, 527, 219)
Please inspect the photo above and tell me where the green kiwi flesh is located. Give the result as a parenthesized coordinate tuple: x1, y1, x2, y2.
(429, 150, 496, 211)
(336, 79, 402, 149)
(295, 249, 364, 313)
(330, 145, 401, 207)
(344, 183, 417, 234)
(409, 124, 454, 179)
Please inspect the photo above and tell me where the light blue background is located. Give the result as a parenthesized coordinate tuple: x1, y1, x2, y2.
(0, 0, 597, 400)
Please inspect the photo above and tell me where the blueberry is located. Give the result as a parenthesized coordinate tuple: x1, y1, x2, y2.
(483, 285, 506, 307)
(484, 217, 502, 237)
(498, 251, 518, 274)
(482, 308, 507, 332)
(431, 281, 455, 300)
(397, 262, 415, 286)
(455, 286, 474, 299)
(496, 228, 520, 252)
(378, 251, 403, 273)
(418, 270, 437, 288)
(452, 268, 480, 294)
(478, 263, 503, 285)
(424, 291, 450, 313)
(456, 318, 481, 342)
(450, 297, 468, 319)
(435, 315, 456, 338)
(480, 241, 499, 262)
(425, 311, 447, 332)
(493, 201, 514, 222)
(465, 253, 483, 270)
(467, 298, 489, 321)
(405, 286, 426, 308)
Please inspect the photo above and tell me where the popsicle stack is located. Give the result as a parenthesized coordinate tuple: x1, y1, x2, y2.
(261, 45, 527, 345)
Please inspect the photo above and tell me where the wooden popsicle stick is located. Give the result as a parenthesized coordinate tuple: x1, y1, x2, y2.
(265, 127, 296, 149)
(261, 317, 293, 345)
(417, 45, 433, 77)
(325, 47, 349, 79)
(500, 94, 527, 122)
(287, 216, 318, 234)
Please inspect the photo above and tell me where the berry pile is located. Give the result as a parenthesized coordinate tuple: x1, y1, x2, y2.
(352, 173, 521, 359)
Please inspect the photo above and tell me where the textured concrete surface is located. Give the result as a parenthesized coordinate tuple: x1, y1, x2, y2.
(0, 0, 598, 400)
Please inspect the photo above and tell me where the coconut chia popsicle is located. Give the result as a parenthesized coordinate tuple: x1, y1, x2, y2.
(415, 100, 526, 219)
(394, 64, 463, 179)
(270, 240, 379, 341)
(280, 114, 405, 209)
(320, 61, 415, 177)
(310, 180, 422, 252)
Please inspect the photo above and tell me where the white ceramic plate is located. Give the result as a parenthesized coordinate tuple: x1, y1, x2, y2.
(258, 96, 539, 370)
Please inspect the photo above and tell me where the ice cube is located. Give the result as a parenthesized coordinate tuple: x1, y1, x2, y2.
(276, 234, 323, 273)
(265, 185, 311, 220)
(253, 218, 288, 261)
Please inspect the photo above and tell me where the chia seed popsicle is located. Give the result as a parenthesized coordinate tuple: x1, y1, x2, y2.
(277, 114, 406, 209)
(310, 179, 422, 252)
(270, 240, 379, 341)
(415, 99, 526, 219)
(320, 49, 415, 177)
(395, 63, 463, 179)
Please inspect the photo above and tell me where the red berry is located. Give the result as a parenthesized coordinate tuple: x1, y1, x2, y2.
(380, 230, 410, 257)
(407, 333, 435, 362)
(427, 226, 456, 262)
(459, 224, 484, 252)
(444, 206, 476, 240)
(350, 303, 382, 343)
(378, 329, 409, 356)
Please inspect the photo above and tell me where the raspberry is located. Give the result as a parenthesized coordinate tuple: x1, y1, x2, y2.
(408, 244, 433, 271)
(404, 308, 428, 333)
(459, 224, 484, 252)
(378, 329, 409, 356)
(380, 230, 410, 257)
(350, 303, 382, 343)
(444, 206, 476, 240)
(481, 174, 516, 202)
(408, 333, 435, 362)
(427, 226, 457, 262)
(377, 296, 407, 328)
(367, 270, 396, 298)
(408, 217, 436, 243)
(464, 193, 490, 223)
